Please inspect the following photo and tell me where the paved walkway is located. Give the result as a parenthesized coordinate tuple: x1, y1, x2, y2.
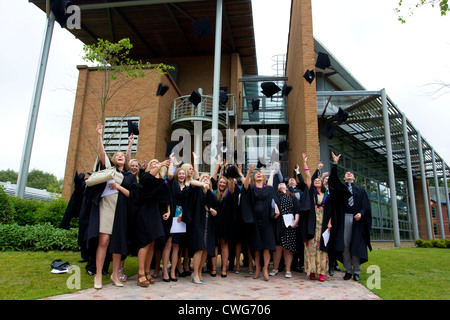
(42, 268, 381, 301)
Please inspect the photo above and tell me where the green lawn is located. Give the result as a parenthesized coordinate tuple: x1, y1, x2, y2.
(356, 247, 450, 300)
(0, 248, 448, 300)
(0, 251, 139, 300)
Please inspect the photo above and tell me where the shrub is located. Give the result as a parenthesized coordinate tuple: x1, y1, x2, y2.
(0, 223, 79, 251)
(415, 238, 449, 249)
(0, 186, 15, 224)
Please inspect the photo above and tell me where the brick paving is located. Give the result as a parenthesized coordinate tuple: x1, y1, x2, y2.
(42, 268, 381, 301)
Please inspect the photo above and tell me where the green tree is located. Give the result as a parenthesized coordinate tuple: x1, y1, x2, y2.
(26, 169, 62, 193)
(82, 38, 173, 125)
(395, 0, 450, 23)
(0, 169, 18, 184)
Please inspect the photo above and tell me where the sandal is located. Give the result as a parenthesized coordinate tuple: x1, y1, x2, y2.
(145, 272, 155, 284)
(285, 271, 292, 278)
(118, 268, 127, 282)
(269, 269, 278, 276)
(137, 273, 150, 287)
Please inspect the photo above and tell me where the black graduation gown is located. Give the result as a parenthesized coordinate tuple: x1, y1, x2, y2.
(167, 179, 190, 245)
(213, 188, 236, 243)
(134, 172, 171, 251)
(231, 184, 247, 244)
(185, 185, 217, 257)
(328, 164, 372, 264)
(299, 169, 335, 253)
(83, 170, 139, 256)
(240, 185, 277, 254)
(59, 172, 85, 230)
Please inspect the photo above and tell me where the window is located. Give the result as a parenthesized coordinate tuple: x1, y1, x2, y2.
(433, 224, 439, 237)
(431, 206, 436, 219)
(103, 117, 139, 153)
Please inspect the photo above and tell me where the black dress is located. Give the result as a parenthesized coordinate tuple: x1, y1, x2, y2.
(185, 185, 217, 257)
(278, 193, 300, 253)
(240, 185, 277, 255)
(134, 172, 171, 251)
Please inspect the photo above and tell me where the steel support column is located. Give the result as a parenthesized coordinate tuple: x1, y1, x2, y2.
(431, 148, 445, 239)
(401, 112, 419, 240)
(16, 12, 55, 198)
(210, 0, 223, 174)
(417, 132, 433, 240)
(381, 89, 401, 247)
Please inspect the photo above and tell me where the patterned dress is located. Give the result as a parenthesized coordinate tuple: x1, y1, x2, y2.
(304, 204, 329, 276)
(279, 193, 298, 253)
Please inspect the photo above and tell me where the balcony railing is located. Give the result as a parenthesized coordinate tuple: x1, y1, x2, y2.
(171, 94, 236, 129)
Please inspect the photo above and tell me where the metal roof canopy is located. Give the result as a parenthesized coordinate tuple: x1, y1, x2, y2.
(29, 0, 258, 75)
(318, 90, 450, 180)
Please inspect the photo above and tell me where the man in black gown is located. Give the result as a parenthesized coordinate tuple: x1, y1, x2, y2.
(328, 152, 372, 281)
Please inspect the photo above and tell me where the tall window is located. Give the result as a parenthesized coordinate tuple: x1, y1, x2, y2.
(431, 206, 436, 219)
(104, 117, 139, 153)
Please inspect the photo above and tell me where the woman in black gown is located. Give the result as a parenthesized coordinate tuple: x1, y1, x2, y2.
(241, 164, 280, 281)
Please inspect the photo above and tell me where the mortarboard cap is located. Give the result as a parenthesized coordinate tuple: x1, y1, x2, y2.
(315, 52, 331, 69)
(335, 107, 349, 125)
(321, 123, 336, 139)
(251, 99, 260, 113)
(270, 148, 281, 164)
(224, 166, 240, 179)
(156, 83, 169, 96)
(193, 17, 213, 38)
(261, 82, 281, 98)
(189, 91, 202, 107)
(257, 158, 266, 169)
(303, 69, 315, 84)
(51, 0, 73, 28)
(127, 120, 139, 137)
(277, 140, 288, 153)
(165, 140, 185, 157)
(282, 84, 293, 97)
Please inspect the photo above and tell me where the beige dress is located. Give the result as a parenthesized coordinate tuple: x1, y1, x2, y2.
(99, 171, 124, 235)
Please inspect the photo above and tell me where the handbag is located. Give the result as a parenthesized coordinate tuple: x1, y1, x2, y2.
(85, 155, 116, 187)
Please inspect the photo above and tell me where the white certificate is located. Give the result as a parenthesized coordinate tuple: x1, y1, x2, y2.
(101, 180, 118, 197)
(283, 214, 295, 228)
(322, 229, 330, 247)
(170, 217, 186, 233)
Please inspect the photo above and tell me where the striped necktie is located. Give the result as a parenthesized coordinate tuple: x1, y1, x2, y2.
(348, 183, 354, 206)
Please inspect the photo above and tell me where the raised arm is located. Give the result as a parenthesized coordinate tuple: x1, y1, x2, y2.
(244, 164, 255, 190)
(303, 153, 311, 189)
(126, 133, 134, 162)
(97, 123, 106, 166)
(193, 152, 200, 180)
(212, 155, 222, 181)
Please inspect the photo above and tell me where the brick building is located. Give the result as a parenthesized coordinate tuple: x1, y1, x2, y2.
(30, 0, 450, 245)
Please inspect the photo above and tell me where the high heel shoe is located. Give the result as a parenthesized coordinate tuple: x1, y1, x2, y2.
(111, 275, 124, 287)
(263, 267, 269, 281)
(94, 275, 102, 290)
(191, 274, 202, 284)
(137, 273, 150, 287)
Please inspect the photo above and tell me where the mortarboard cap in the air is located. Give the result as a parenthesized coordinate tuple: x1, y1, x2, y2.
(51, 0, 73, 28)
(303, 69, 315, 84)
(156, 83, 169, 96)
(315, 52, 331, 70)
(261, 82, 281, 98)
(189, 91, 202, 107)
(251, 99, 260, 113)
(257, 157, 266, 169)
(193, 17, 213, 38)
(281, 84, 293, 97)
(224, 166, 240, 179)
(335, 107, 349, 125)
(127, 120, 139, 137)
(165, 140, 185, 157)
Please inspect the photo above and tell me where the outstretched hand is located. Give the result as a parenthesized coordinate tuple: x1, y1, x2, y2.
(332, 151, 341, 164)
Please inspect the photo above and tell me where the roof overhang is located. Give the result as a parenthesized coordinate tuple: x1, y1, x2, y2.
(29, 0, 258, 75)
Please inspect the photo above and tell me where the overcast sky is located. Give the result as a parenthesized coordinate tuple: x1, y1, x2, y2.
(1, 0, 449, 180)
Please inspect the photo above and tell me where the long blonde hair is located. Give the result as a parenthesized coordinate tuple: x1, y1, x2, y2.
(216, 176, 229, 202)
(110, 151, 129, 171)
(199, 172, 213, 192)
(128, 158, 140, 182)
(181, 163, 194, 185)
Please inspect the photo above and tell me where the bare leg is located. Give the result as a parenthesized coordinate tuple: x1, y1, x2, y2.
(220, 239, 229, 276)
(95, 233, 110, 287)
(162, 237, 173, 280)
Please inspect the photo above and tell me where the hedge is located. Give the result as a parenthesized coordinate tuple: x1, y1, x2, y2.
(0, 186, 76, 228)
(0, 223, 80, 251)
(415, 238, 450, 249)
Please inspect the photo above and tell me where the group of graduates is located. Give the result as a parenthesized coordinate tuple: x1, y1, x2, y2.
(60, 124, 373, 290)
